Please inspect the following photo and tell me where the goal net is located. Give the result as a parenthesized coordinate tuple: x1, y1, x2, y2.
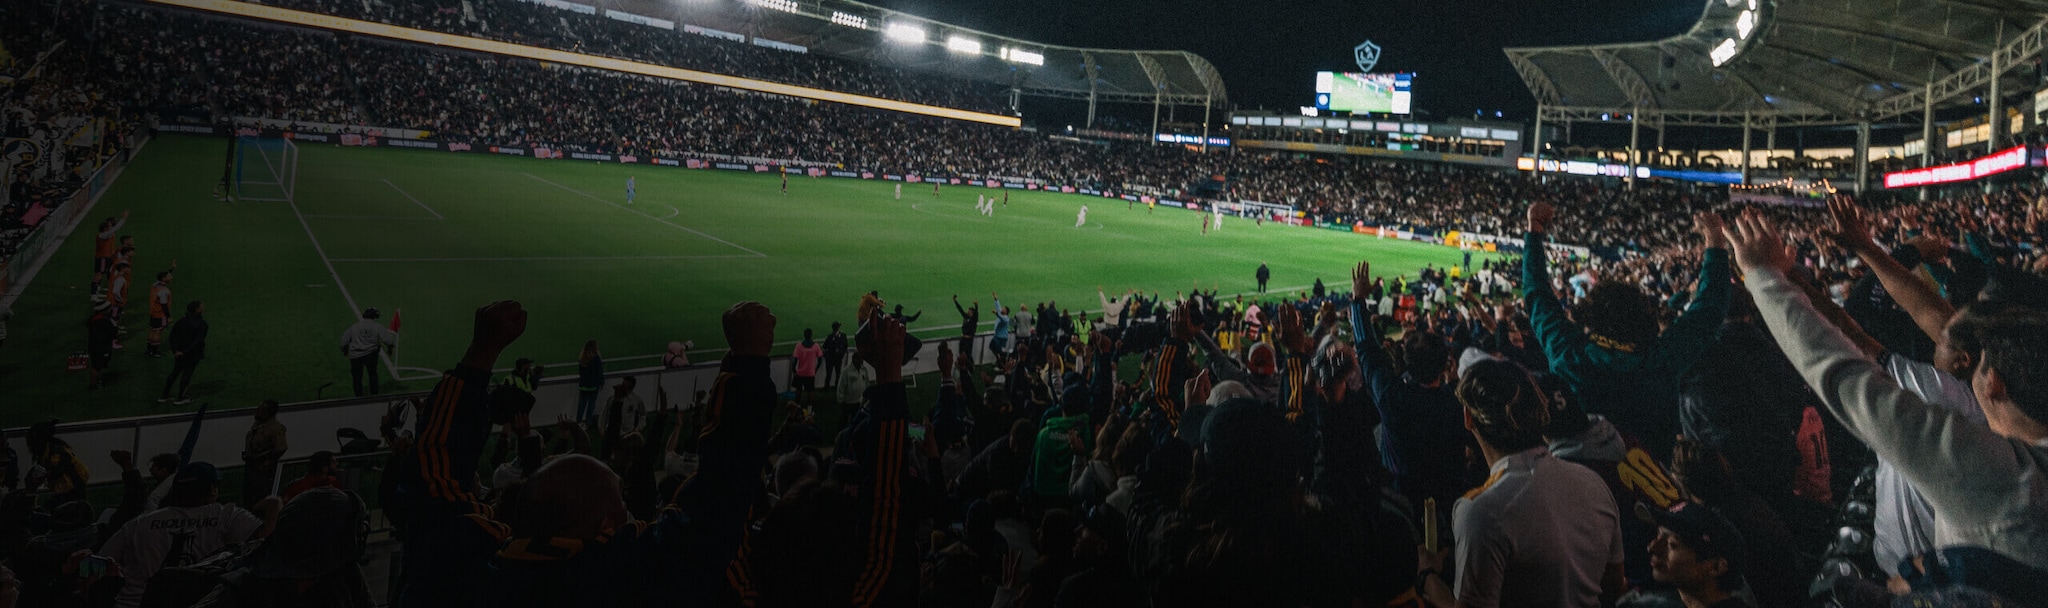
(233, 136, 298, 202)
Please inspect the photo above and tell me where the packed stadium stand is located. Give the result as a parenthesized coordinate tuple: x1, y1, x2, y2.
(7, 0, 2048, 606)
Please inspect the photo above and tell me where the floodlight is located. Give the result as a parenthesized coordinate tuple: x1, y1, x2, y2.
(1001, 47, 1044, 65)
(831, 11, 868, 29)
(947, 36, 982, 54)
(748, 0, 799, 14)
(1736, 10, 1756, 39)
(1710, 38, 1738, 66)
(885, 23, 925, 43)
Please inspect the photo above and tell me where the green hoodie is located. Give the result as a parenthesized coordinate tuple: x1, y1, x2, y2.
(1031, 412, 1092, 497)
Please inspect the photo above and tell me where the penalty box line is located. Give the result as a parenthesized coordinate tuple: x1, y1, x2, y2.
(521, 172, 767, 258)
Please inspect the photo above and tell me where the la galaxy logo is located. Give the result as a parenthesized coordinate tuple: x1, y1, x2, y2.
(1354, 40, 1381, 73)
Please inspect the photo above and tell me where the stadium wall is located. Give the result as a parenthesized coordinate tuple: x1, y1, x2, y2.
(143, 0, 1023, 127)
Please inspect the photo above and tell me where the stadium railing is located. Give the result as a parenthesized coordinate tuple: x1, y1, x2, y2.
(0, 130, 150, 311)
(12, 329, 1008, 494)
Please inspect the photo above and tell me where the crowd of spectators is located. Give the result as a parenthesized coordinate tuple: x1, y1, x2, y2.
(10, 183, 2048, 606)
(1, 0, 134, 267)
(246, 0, 1012, 114)
(8, 4, 2048, 605)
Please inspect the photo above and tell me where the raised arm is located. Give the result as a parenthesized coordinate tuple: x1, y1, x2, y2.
(1646, 212, 1732, 375)
(1826, 197, 1956, 344)
(659, 302, 777, 592)
(1150, 303, 1198, 428)
(412, 301, 527, 506)
(1725, 210, 2029, 531)
(848, 312, 914, 608)
(1520, 203, 1586, 365)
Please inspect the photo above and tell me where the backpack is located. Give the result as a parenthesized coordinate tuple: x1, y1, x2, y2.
(140, 545, 249, 608)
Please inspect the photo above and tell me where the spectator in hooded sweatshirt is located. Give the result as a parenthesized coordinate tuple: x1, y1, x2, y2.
(340, 307, 397, 396)
(1352, 259, 1476, 520)
(1418, 359, 1625, 608)
(1522, 203, 1731, 460)
(1726, 208, 2048, 590)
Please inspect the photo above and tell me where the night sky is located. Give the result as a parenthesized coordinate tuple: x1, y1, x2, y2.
(870, 0, 1704, 123)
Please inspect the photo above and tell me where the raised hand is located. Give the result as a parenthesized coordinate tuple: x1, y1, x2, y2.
(722, 301, 776, 358)
(1527, 202, 1556, 234)
(1350, 261, 1377, 302)
(1693, 211, 1727, 250)
(110, 450, 133, 471)
(1724, 209, 1793, 275)
(1279, 306, 1312, 353)
(861, 312, 907, 383)
(1169, 303, 1197, 340)
(1823, 196, 1877, 252)
(469, 301, 527, 356)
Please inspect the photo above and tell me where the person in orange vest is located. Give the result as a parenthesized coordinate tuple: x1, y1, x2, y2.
(92, 210, 129, 276)
(148, 269, 175, 358)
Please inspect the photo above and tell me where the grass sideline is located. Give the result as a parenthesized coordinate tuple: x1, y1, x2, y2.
(0, 134, 1495, 427)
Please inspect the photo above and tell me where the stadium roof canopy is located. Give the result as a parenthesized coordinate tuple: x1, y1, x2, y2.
(1503, 0, 2048, 127)
(606, 0, 1228, 109)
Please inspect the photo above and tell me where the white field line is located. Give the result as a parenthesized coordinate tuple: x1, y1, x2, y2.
(523, 172, 766, 258)
(382, 178, 444, 219)
(287, 199, 404, 380)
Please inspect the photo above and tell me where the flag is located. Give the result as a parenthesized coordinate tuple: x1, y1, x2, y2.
(388, 308, 402, 333)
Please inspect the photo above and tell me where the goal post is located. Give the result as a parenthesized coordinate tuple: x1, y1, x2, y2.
(233, 136, 298, 202)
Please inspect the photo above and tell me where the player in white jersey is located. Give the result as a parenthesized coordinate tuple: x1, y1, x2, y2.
(895, 183, 903, 199)
(626, 176, 636, 204)
(1076, 205, 1088, 227)
(1213, 208, 1224, 232)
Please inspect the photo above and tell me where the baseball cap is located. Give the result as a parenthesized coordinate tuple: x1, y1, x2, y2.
(174, 462, 222, 487)
(362, 307, 380, 319)
(1246, 342, 1277, 375)
(1635, 501, 1747, 573)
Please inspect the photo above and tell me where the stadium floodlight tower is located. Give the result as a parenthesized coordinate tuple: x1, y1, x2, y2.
(1505, 0, 2048, 194)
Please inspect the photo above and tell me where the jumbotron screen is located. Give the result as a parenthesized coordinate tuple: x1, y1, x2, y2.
(1314, 71, 1413, 115)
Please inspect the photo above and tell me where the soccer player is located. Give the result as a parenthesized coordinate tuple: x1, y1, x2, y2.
(1002, 191, 1009, 207)
(780, 171, 789, 196)
(895, 183, 903, 199)
(1214, 208, 1224, 232)
(108, 262, 131, 347)
(977, 195, 985, 214)
(933, 181, 941, 197)
(626, 176, 636, 205)
(148, 270, 173, 357)
(1202, 214, 1211, 236)
(1147, 199, 1155, 214)
(92, 211, 129, 276)
(1076, 204, 1088, 228)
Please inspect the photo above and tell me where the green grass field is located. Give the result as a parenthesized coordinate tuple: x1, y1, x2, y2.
(0, 134, 1489, 426)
